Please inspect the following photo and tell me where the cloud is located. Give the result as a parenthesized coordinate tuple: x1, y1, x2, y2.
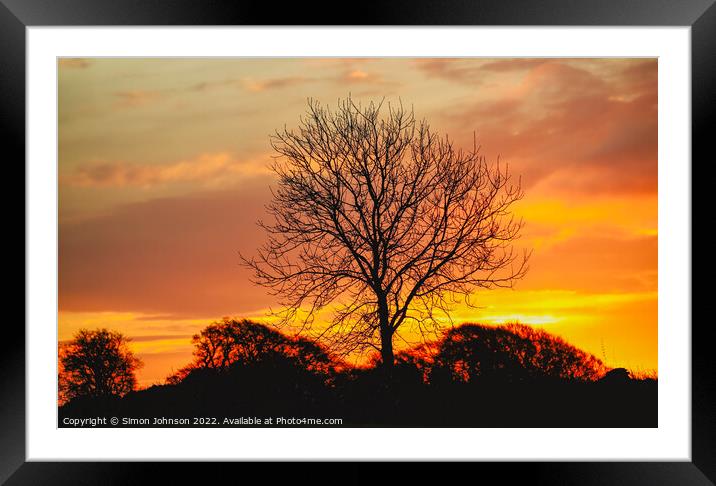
(434, 60, 657, 195)
(129, 334, 193, 343)
(478, 59, 549, 72)
(416, 58, 549, 83)
(189, 79, 238, 92)
(114, 90, 163, 108)
(189, 76, 311, 93)
(325, 69, 401, 97)
(304, 58, 371, 67)
(241, 76, 312, 92)
(336, 69, 388, 85)
(415, 59, 485, 84)
(344, 70, 370, 81)
(59, 178, 278, 317)
(59, 58, 92, 69)
(520, 233, 657, 293)
(62, 152, 270, 189)
(517, 195, 657, 248)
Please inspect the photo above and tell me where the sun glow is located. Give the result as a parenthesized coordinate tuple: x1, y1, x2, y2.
(482, 314, 561, 325)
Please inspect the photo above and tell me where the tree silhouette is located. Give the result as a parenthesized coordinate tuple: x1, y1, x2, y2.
(59, 328, 142, 403)
(167, 318, 336, 384)
(502, 323, 608, 380)
(243, 97, 529, 372)
(429, 323, 607, 384)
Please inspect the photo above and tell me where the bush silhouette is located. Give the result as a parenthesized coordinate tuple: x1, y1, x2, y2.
(168, 318, 337, 385)
(429, 323, 607, 384)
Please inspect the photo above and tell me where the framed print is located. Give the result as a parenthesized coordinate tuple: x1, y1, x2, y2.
(4, 0, 714, 483)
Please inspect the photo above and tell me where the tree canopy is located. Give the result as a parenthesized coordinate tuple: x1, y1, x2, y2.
(243, 97, 529, 368)
(59, 328, 142, 404)
(167, 318, 337, 384)
(428, 323, 607, 383)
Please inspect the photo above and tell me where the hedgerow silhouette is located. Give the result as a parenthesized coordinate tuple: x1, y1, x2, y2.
(58, 320, 656, 427)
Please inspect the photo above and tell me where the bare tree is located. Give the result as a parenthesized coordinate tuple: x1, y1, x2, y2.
(243, 97, 529, 372)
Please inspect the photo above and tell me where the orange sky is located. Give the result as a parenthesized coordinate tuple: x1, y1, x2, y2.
(58, 58, 658, 386)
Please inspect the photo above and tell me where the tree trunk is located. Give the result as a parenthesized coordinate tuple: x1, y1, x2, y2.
(380, 324, 394, 369)
(377, 293, 394, 370)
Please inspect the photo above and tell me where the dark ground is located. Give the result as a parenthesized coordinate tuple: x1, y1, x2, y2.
(59, 365, 657, 428)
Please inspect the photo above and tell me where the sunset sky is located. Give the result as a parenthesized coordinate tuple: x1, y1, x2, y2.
(58, 58, 657, 386)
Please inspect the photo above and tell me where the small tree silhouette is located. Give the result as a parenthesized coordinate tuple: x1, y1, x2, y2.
(59, 328, 142, 403)
(243, 96, 529, 373)
(167, 318, 336, 384)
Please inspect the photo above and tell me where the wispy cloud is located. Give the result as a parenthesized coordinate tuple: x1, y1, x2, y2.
(114, 90, 163, 108)
(333, 69, 400, 90)
(59, 58, 93, 69)
(416, 58, 550, 83)
(241, 76, 312, 92)
(62, 152, 270, 189)
(189, 79, 240, 92)
(130, 334, 193, 343)
(339, 69, 381, 83)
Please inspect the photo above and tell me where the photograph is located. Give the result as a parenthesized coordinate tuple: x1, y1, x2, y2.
(57, 57, 658, 428)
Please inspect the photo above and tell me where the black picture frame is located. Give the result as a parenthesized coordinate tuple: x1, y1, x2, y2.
(3, 0, 713, 483)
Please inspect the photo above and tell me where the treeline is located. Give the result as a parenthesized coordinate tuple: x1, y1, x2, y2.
(58, 320, 656, 427)
(166, 318, 610, 387)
